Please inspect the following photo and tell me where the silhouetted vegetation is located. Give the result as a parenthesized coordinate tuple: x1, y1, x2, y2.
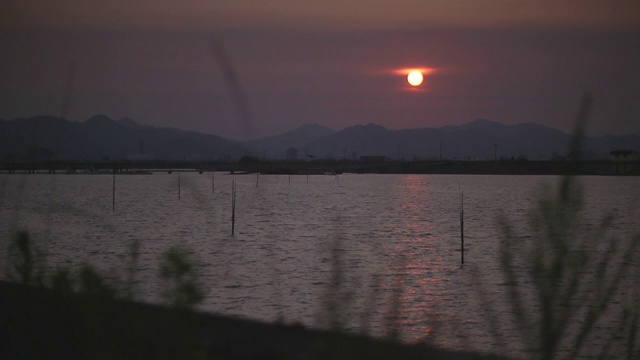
(610, 149, 637, 158)
(494, 95, 640, 359)
(2, 231, 505, 359)
(238, 155, 261, 164)
(5, 230, 46, 287)
(77, 264, 117, 299)
(159, 247, 204, 308)
(4, 230, 203, 309)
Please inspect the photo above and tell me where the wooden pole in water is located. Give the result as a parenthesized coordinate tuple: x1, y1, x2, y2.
(231, 179, 236, 235)
(178, 173, 181, 199)
(288, 174, 291, 185)
(212, 172, 215, 193)
(256, 172, 259, 187)
(112, 165, 116, 211)
(460, 190, 464, 265)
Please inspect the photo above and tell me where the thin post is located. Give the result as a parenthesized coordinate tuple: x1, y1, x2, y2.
(212, 172, 215, 193)
(288, 174, 291, 185)
(256, 172, 259, 187)
(178, 173, 181, 199)
(231, 179, 236, 235)
(112, 165, 116, 211)
(460, 190, 464, 265)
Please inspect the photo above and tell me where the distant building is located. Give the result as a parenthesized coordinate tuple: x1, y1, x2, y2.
(610, 149, 639, 175)
(286, 147, 298, 161)
(360, 155, 386, 162)
(611, 150, 639, 161)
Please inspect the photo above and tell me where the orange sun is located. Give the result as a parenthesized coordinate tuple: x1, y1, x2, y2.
(407, 71, 424, 86)
(392, 67, 434, 88)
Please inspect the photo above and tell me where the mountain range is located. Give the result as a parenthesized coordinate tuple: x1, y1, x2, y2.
(1, 115, 639, 162)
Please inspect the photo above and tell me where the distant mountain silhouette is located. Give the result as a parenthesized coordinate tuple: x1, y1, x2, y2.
(0, 115, 247, 162)
(440, 118, 505, 132)
(275, 121, 639, 161)
(248, 124, 335, 159)
(116, 117, 147, 129)
(1, 115, 639, 162)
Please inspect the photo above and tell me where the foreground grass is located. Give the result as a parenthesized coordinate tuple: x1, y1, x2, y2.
(1, 228, 505, 359)
(0, 280, 502, 360)
(493, 95, 640, 359)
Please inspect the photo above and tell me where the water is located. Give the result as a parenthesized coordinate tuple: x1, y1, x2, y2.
(1, 173, 639, 357)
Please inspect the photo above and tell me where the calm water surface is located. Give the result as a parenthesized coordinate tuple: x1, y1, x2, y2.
(1, 173, 639, 356)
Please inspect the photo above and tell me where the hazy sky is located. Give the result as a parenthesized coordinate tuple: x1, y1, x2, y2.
(1, 1, 639, 139)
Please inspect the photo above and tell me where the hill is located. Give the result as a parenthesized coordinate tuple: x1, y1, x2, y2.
(0, 115, 248, 162)
(247, 124, 335, 159)
(281, 120, 639, 161)
(1, 115, 639, 162)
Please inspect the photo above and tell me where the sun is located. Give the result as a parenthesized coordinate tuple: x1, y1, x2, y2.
(407, 71, 424, 86)
(392, 67, 434, 88)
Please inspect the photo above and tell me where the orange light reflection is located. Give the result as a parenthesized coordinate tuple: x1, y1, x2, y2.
(384, 175, 443, 342)
(392, 67, 436, 76)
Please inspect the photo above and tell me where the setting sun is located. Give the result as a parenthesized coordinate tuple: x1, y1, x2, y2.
(392, 67, 434, 89)
(407, 71, 423, 86)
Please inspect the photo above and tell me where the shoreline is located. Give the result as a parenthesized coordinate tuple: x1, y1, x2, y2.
(1, 159, 638, 176)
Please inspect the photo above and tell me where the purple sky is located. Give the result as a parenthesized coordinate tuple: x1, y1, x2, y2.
(1, 1, 639, 139)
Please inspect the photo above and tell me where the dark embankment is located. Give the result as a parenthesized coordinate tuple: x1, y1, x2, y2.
(0, 281, 505, 359)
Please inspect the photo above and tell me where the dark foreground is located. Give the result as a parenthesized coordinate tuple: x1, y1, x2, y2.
(0, 281, 505, 359)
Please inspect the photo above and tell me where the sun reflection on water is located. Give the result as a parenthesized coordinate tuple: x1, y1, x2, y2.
(383, 175, 447, 342)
